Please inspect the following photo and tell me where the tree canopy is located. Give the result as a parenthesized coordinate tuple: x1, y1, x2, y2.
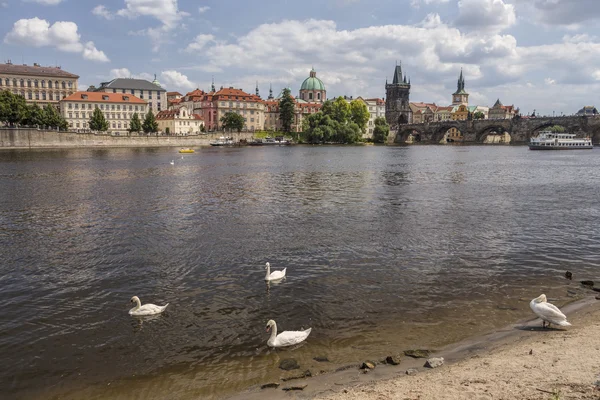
(220, 111, 244, 132)
(142, 110, 158, 133)
(129, 112, 141, 133)
(473, 111, 485, 120)
(89, 107, 109, 132)
(547, 125, 566, 133)
(349, 100, 370, 133)
(279, 88, 295, 133)
(0, 91, 68, 129)
(301, 97, 362, 144)
(372, 117, 390, 144)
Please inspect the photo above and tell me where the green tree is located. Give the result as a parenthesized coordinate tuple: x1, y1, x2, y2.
(42, 104, 62, 128)
(220, 111, 244, 132)
(23, 104, 44, 127)
(279, 88, 295, 133)
(548, 125, 566, 133)
(89, 107, 109, 132)
(473, 111, 485, 120)
(372, 117, 390, 144)
(200, 124, 206, 132)
(0, 91, 28, 126)
(142, 110, 158, 133)
(128, 112, 142, 133)
(349, 99, 370, 133)
(330, 96, 350, 124)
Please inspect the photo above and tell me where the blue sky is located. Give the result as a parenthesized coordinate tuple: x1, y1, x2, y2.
(2, 0, 600, 115)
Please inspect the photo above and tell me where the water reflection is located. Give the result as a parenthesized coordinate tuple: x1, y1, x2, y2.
(0, 146, 599, 400)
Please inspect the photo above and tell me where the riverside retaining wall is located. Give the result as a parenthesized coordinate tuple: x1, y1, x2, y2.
(0, 129, 257, 149)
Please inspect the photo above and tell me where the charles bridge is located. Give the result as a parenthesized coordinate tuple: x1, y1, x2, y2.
(388, 115, 600, 144)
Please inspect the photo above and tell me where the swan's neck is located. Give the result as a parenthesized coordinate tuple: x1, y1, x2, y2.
(269, 322, 278, 342)
(265, 264, 271, 279)
(133, 298, 141, 310)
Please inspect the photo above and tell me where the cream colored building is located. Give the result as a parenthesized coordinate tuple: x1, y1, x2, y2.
(213, 87, 265, 131)
(95, 76, 166, 114)
(60, 92, 148, 133)
(344, 97, 386, 138)
(264, 97, 322, 133)
(0, 61, 78, 107)
(156, 107, 204, 135)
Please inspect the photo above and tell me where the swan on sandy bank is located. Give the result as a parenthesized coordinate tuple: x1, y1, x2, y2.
(530, 294, 571, 328)
(265, 319, 311, 348)
(129, 296, 169, 316)
(265, 262, 286, 281)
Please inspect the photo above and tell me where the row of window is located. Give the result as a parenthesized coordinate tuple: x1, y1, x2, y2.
(111, 88, 162, 98)
(8, 90, 71, 101)
(219, 101, 263, 109)
(0, 78, 73, 89)
(68, 103, 144, 112)
(68, 112, 145, 120)
(70, 122, 127, 129)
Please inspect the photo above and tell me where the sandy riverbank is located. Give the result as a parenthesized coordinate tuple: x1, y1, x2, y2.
(318, 298, 600, 400)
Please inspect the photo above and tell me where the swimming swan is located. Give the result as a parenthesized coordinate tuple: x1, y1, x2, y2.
(129, 296, 169, 316)
(265, 319, 311, 347)
(170, 160, 175, 165)
(530, 294, 571, 328)
(265, 262, 286, 281)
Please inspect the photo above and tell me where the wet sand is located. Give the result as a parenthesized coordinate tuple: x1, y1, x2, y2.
(231, 296, 600, 399)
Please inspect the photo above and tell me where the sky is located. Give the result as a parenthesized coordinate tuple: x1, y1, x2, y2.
(1, 0, 600, 116)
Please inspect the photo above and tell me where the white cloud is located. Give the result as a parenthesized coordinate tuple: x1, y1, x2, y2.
(111, 68, 132, 78)
(410, 0, 450, 8)
(83, 42, 110, 62)
(522, 0, 600, 26)
(455, 0, 516, 33)
(198, 6, 210, 14)
(92, 5, 114, 20)
(4, 17, 110, 62)
(185, 34, 215, 52)
(22, 0, 64, 4)
(544, 77, 556, 85)
(161, 70, 196, 90)
(593, 70, 600, 81)
(116, 0, 188, 51)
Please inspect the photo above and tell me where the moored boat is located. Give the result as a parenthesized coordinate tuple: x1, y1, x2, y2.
(529, 131, 592, 150)
(210, 137, 235, 146)
(178, 148, 195, 153)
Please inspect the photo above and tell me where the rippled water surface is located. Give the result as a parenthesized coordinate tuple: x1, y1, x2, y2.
(1, 145, 600, 399)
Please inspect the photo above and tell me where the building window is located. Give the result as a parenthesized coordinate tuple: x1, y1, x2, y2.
(309, 93, 313, 100)
(68, 103, 73, 109)
(75, 104, 79, 110)
(42, 80, 46, 88)
(88, 104, 92, 110)
(69, 112, 73, 118)
(112, 123, 116, 128)
(158, 103, 161, 110)
(12, 79, 17, 87)
(317, 93, 321, 100)
(4, 78, 8, 86)
(117, 105, 121, 111)
(48, 81, 52, 89)
(131, 89, 134, 95)
(42, 92, 46, 100)
(122, 89, 126, 94)
(61, 81, 65, 89)
(149, 102, 153, 109)
(48, 93, 53, 101)
(68, 82, 72, 89)
(135, 106, 138, 111)
(100, 104, 104, 110)
(20, 79, 24, 87)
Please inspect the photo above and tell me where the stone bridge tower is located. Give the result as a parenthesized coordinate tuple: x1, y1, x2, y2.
(385, 63, 412, 128)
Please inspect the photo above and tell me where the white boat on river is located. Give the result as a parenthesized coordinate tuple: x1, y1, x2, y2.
(529, 131, 593, 150)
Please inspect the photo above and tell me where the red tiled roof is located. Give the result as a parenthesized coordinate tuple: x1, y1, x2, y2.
(192, 114, 204, 120)
(213, 87, 261, 102)
(167, 91, 182, 96)
(0, 63, 79, 79)
(156, 110, 178, 120)
(169, 98, 182, 104)
(61, 91, 146, 104)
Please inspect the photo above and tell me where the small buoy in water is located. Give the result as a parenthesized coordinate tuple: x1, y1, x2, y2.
(565, 271, 572, 280)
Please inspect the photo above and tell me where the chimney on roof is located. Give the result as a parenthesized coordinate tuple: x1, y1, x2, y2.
(34, 63, 40, 67)
(7, 59, 12, 65)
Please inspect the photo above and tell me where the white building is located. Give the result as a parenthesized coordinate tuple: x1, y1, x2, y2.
(95, 76, 166, 114)
(156, 107, 205, 135)
(60, 92, 148, 133)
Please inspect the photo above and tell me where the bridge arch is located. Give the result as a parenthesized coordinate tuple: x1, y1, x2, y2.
(530, 121, 572, 138)
(396, 127, 424, 144)
(432, 123, 463, 143)
(476, 125, 513, 143)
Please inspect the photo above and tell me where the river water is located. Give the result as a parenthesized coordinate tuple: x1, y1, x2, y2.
(1, 145, 599, 399)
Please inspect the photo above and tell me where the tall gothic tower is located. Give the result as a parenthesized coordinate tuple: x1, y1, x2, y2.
(452, 69, 469, 106)
(385, 63, 412, 128)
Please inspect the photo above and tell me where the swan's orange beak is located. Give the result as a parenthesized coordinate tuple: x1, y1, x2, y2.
(266, 326, 271, 332)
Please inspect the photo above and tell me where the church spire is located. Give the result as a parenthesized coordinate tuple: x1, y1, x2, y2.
(268, 83, 273, 100)
(457, 68, 465, 92)
(256, 81, 260, 97)
(392, 62, 403, 85)
(211, 76, 215, 92)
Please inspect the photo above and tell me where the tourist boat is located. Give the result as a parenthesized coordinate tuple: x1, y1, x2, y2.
(529, 131, 593, 150)
(210, 137, 235, 146)
(178, 148, 195, 153)
(263, 137, 292, 145)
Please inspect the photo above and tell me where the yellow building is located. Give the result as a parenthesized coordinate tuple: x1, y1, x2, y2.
(60, 92, 148, 133)
(0, 61, 78, 107)
(213, 87, 265, 131)
(451, 104, 470, 120)
(156, 107, 204, 135)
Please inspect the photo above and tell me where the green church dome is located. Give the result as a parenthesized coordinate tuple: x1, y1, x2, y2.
(300, 69, 325, 91)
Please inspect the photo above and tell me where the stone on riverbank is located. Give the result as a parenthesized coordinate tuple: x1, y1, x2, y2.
(581, 280, 594, 287)
(313, 356, 330, 362)
(424, 357, 445, 369)
(282, 370, 312, 381)
(360, 361, 376, 370)
(404, 349, 432, 358)
(279, 359, 299, 371)
(385, 355, 402, 365)
(261, 383, 280, 389)
(282, 384, 307, 391)
(406, 368, 419, 375)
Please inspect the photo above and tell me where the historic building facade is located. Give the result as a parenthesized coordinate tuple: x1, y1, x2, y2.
(0, 61, 79, 107)
(385, 64, 412, 127)
(212, 87, 265, 131)
(452, 69, 469, 106)
(156, 107, 204, 135)
(60, 92, 147, 133)
(489, 99, 517, 119)
(95, 76, 166, 114)
(264, 89, 322, 133)
(299, 69, 326, 103)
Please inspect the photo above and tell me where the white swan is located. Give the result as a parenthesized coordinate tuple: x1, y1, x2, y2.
(170, 160, 175, 165)
(266, 319, 312, 347)
(265, 262, 286, 281)
(530, 294, 571, 328)
(129, 296, 169, 316)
